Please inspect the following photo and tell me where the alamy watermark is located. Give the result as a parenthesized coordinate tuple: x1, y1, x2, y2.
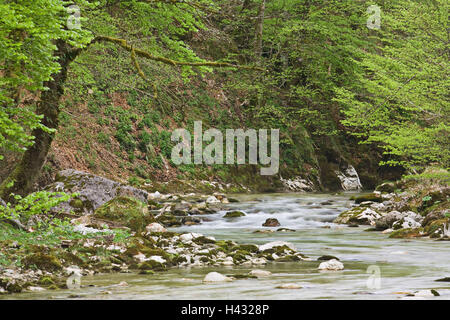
(66, 266, 82, 289)
(367, 5, 381, 30)
(66, 5, 81, 30)
(366, 265, 381, 289)
(171, 121, 279, 175)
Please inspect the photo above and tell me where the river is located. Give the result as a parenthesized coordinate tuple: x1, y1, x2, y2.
(4, 192, 450, 299)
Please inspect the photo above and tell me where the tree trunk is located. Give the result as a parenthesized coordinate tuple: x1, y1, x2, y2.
(0, 41, 80, 203)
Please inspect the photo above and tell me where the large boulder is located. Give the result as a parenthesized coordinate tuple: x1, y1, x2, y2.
(94, 196, 154, 232)
(375, 211, 407, 230)
(375, 210, 423, 230)
(422, 210, 446, 227)
(45, 169, 148, 214)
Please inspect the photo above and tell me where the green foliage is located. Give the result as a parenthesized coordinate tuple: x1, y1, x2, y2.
(0, 0, 92, 158)
(0, 190, 75, 224)
(335, 1, 449, 171)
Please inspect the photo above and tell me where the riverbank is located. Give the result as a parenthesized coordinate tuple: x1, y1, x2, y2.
(334, 169, 449, 239)
(0, 170, 315, 295)
(2, 192, 449, 299)
(1, 169, 448, 298)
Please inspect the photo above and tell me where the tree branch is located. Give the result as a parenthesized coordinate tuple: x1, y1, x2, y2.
(93, 36, 264, 71)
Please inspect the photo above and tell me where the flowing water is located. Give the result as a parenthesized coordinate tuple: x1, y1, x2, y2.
(5, 193, 450, 300)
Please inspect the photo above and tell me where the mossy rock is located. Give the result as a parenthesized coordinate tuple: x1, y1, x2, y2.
(334, 207, 365, 224)
(59, 251, 87, 267)
(223, 211, 246, 218)
(424, 218, 449, 238)
(138, 270, 155, 275)
(216, 240, 237, 252)
(231, 253, 247, 264)
(94, 196, 154, 232)
(69, 198, 85, 210)
(140, 248, 171, 261)
(156, 213, 181, 227)
(389, 228, 424, 239)
(276, 255, 301, 262)
(237, 244, 259, 253)
(6, 283, 23, 293)
(192, 236, 216, 245)
(22, 253, 63, 272)
(137, 260, 166, 271)
(354, 193, 382, 204)
(260, 245, 294, 255)
(375, 182, 396, 193)
(38, 276, 55, 286)
(172, 255, 188, 265)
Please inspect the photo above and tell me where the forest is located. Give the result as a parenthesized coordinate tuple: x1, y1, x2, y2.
(0, 0, 448, 301)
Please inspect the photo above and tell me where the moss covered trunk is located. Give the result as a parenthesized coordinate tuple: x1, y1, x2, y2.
(0, 41, 80, 202)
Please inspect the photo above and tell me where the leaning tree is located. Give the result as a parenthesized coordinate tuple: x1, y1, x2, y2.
(0, 0, 261, 202)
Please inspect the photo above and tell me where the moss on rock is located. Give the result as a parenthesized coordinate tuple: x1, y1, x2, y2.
(424, 218, 449, 238)
(354, 193, 382, 204)
(22, 253, 62, 272)
(223, 211, 246, 218)
(94, 196, 154, 232)
(389, 228, 424, 239)
(138, 260, 165, 271)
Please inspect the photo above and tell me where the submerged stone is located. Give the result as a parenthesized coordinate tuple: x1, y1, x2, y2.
(262, 218, 280, 227)
(203, 272, 233, 282)
(223, 211, 246, 218)
(318, 259, 344, 271)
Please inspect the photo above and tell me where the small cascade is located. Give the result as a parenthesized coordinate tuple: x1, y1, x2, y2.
(334, 165, 363, 191)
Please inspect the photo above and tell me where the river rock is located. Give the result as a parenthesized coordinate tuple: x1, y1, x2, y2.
(222, 256, 234, 266)
(376, 210, 423, 231)
(376, 182, 396, 193)
(223, 211, 246, 218)
(146, 223, 167, 233)
(203, 272, 233, 282)
(280, 176, 315, 192)
(276, 283, 302, 289)
(249, 269, 272, 277)
(318, 259, 344, 271)
(392, 214, 422, 230)
(94, 196, 152, 232)
(335, 207, 381, 225)
(375, 210, 405, 230)
(45, 169, 148, 214)
(259, 241, 296, 252)
(149, 256, 166, 264)
(317, 255, 340, 261)
(262, 218, 280, 227)
(435, 277, 450, 282)
(180, 232, 202, 243)
(414, 289, 440, 297)
(422, 210, 446, 227)
(335, 165, 362, 191)
(27, 286, 46, 292)
(206, 196, 220, 204)
(148, 191, 162, 200)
